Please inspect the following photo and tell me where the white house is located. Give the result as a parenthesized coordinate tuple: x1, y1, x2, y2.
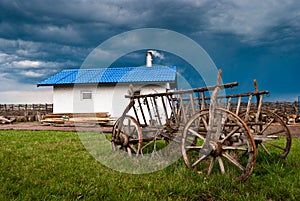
(37, 54, 177, 118)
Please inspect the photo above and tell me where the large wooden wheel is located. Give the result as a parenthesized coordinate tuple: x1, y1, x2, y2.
(111, 115, 143, 157)
(181, 108, 257, 182)
(240, 109, 292, 159)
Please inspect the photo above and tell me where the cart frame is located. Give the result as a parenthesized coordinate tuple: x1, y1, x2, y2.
(111, 70, 292, 182)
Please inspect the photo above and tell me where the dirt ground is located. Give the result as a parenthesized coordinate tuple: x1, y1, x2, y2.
(0, 121, 300, 137)
(286, 124, 300, 138)
(0, 122, 112, 133)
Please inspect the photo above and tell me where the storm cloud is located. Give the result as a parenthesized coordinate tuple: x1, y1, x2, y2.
(0, 0, 300, 102)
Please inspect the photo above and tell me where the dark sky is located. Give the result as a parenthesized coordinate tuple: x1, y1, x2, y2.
(0, 0, 299, 103)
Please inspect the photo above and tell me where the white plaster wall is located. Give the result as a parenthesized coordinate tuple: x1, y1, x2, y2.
(53, 85, 74, 113)
(94, 84, 129, 117)
(73, 85, 97, 113)
(53, 85, 99, 114)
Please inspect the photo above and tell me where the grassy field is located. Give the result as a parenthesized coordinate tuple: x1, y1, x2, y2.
(0, 130, 299, 200)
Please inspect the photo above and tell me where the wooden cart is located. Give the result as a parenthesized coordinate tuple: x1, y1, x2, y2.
(111, 70, 292, 182)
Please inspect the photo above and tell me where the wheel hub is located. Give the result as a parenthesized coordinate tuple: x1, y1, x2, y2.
(210, 141, 222, 157)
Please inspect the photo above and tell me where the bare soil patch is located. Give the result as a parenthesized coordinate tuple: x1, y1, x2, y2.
(287, 124, 300, 138)
(0, 122, 112, 133)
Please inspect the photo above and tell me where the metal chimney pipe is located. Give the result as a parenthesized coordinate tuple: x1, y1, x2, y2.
(146, 51, 152, 67)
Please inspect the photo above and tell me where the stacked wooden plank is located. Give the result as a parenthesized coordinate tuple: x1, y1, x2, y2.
(0, 116, 16, 124)
(41, 112, 111, 126)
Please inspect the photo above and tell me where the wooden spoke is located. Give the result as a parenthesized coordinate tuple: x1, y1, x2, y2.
(220, 126, 240, 144)
(201, 116, 209, 130)
(259, 118, 274, 134)
(186, 145, 203, 149)
(127, 147, 132, 157)
(263, 141, 286, 151)
(222, 146, 249, 152)
(222, 152, 245, 172)
(192, 154, 208, 168)
(187, 128, 206, 140)
(217, 156, 225, 174)
(207, 157, 216, 175)
(260, 143, 271, 156)
(129, 143, 138, 153)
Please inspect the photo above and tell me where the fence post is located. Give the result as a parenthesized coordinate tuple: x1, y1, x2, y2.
(25, 104, 28, 119)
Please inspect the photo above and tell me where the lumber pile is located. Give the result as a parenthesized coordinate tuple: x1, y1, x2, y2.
(263, 101, 299, 124)
(41, 112, 111, 126)
(0, 116, 16, 124)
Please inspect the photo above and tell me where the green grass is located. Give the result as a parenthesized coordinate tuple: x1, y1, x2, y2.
(0, 130, 300, 200)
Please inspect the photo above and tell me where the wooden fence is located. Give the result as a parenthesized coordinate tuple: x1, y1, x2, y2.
(0, 104, 53, 122)
(263, 101, 298, 115)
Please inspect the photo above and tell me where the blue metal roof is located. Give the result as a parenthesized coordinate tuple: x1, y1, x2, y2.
(37, 66, 177, 86)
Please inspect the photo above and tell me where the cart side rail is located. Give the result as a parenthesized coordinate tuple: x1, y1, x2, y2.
(123, 81, 238, 127)
(124, 82, 238, 99)
(203, 80, 269, 122)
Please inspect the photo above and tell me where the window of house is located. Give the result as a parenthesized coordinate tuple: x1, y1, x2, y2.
(81, 91, 92, 100)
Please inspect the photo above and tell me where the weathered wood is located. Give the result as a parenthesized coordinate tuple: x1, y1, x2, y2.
(253, 79, 259, 92)
(236, 96, 242, 115)
(178, 94, 187, 124)
(144, 97, 153, 122)
(255, 94, 264, 123)
(41, 112, 112, 125)
(137, 97, 147, 126)
(189, 93, 196, 114)
(161, 96, 169, 125)
(201, 91, 206, 110)
(0, 104, 53, 122)
(169, 95, 179, 126)
(244, 95, 253, 122)
(227, 97, 232, 110)
(204, 90, 269, 100)
(152, 96, 162, 125)
(253, 135, 279, 141)
(125, 82, 238, 99)
(44, 112, 110, 119)
(0, 116, 15, 124)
